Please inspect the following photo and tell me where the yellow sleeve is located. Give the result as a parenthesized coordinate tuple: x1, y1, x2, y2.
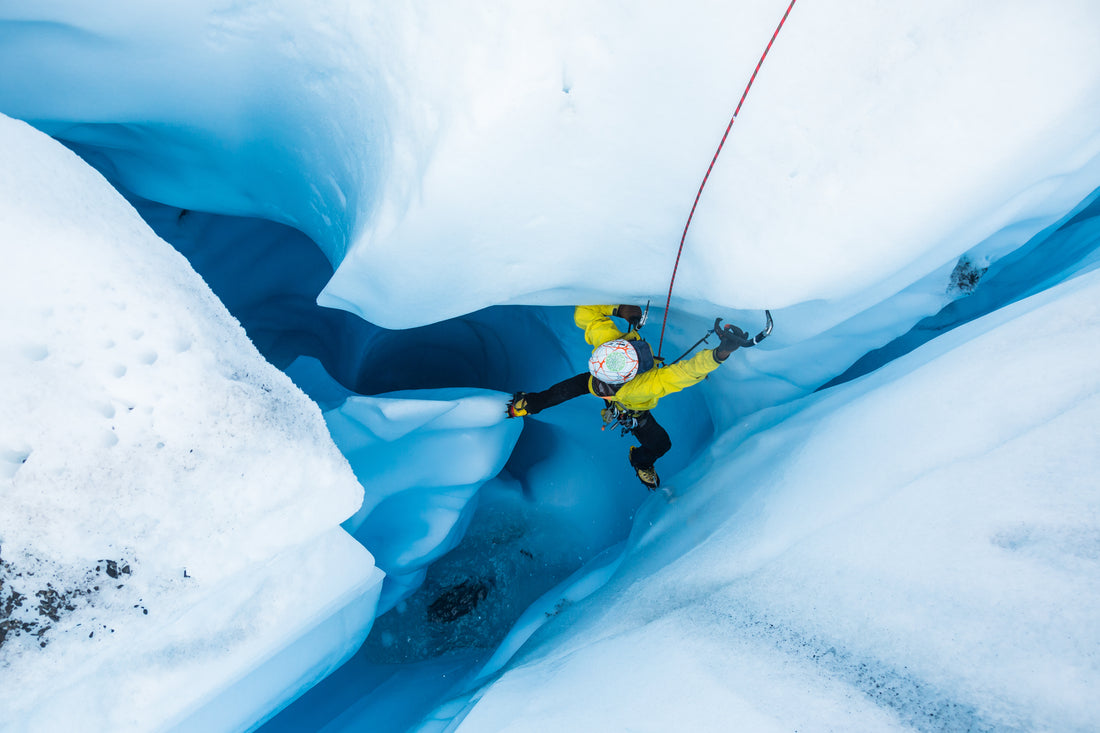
(574, 305, 626, 347)
(613, 349, 721, 411)
(651, 349, 722, 392)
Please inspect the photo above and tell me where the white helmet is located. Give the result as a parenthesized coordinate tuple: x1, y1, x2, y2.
(588, 339, 641, 384)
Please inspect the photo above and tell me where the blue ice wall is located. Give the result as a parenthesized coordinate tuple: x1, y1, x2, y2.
(822, 189, 1100, 391)
(0, 10, 382, 264)
(121, 194, 581, 398)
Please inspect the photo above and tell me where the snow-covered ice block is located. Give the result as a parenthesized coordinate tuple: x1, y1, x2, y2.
(0, 113, 374, 732)
(320, 387, 523, 612)
(163, 529, 384, 733)
(313, 1, 1100, 330)
(3, 2, 1097, 335)
(9, 529, 383, 733)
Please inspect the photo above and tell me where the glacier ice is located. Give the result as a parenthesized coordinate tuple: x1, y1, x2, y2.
(438, 266, 1100, 733)
(288, 356, 525, 612)
(0, 113, 382, 733)
(1, 1, 1099, 732)
(3, 1, 1099, 334)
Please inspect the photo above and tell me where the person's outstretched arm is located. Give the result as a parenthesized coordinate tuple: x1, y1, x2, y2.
(574, 305, 640, 346)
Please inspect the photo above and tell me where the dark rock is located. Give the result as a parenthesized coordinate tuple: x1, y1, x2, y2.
(427, 579, 493, 623)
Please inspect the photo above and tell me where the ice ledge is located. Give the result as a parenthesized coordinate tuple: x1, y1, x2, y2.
(8, 529, 383, 733)
(164, 529, 384, 733)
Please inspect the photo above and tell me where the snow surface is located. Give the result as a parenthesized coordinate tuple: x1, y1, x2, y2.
(0, 114, 382, 732)
(1, 1, 1100, 732)
(320, 0, 1100, 330)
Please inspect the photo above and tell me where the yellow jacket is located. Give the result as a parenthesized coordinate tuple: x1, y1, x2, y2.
(574, 305, 721, 412)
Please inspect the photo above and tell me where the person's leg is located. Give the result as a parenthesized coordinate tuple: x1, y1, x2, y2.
(511, 373, 589, 415)
(628, 411, 671, 471)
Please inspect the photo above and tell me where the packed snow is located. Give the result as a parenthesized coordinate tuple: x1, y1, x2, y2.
(0, 113, 383, 732)
(1, 1, 1099, 732)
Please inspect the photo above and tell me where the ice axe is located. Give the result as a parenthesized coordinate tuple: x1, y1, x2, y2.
(715, 309, 773, 348)
(669, 310, 773, 365)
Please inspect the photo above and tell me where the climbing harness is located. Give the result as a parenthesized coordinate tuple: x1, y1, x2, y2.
(655, 0, 798, 359)
(601, 403, 647, 436)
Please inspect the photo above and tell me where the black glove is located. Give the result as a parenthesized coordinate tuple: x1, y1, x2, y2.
(713, 319, 750, 362)
(613, 304, 644, 329)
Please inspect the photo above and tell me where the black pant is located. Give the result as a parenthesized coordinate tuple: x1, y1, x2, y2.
(523, 373, 672, 468)
(628, 412, 672, 468)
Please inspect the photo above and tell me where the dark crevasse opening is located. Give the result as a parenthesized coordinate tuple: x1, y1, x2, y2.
(125, 195, 564, 397)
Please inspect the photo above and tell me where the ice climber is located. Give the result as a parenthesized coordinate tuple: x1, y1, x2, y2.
(506, 304, 751, 490)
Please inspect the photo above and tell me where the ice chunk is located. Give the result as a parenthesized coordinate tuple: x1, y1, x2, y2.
(161, 530, 384, 733)
(317, 385, 522, 611)
(0, 113, 374, 733)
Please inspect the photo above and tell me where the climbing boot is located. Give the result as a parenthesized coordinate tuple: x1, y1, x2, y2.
(506, 393, 529, 418)
(634, 464, 660, 490)
(629, 447, 660, 490)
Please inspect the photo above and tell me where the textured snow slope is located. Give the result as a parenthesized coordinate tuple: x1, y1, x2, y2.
(445, 265, 1100, 733)
(0, 114, 381, 733)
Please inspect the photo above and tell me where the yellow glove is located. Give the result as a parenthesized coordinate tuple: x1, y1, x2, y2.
(506, 393, 529, 418)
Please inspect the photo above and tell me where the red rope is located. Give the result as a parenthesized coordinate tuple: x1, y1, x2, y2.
(656, 0, 798, 358)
